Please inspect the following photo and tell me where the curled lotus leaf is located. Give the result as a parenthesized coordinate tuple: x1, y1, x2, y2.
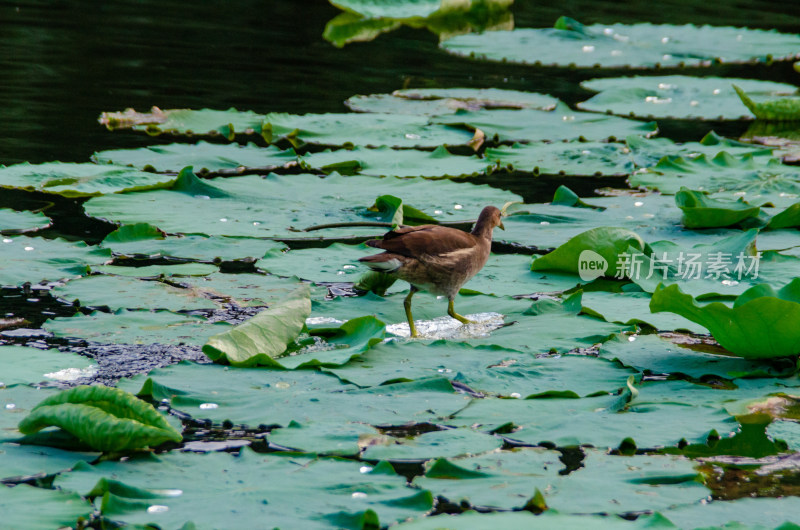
(650, 279, 800, 359)
(17, 385, 182, 452)
(440, 16, 800, 68)
(734, 84, 800, 121)
(675, 187, 763, 229)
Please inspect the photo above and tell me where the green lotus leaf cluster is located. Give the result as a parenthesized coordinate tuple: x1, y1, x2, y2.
(650, 279, 800, 359)
(16, 385, 182, 452)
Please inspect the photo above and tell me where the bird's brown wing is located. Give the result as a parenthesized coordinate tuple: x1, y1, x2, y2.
(367, 225, 477, 259)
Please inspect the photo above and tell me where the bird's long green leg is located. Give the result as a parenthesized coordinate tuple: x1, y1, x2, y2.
(404, 287, 419, 338)
(448, 299, 474, 325)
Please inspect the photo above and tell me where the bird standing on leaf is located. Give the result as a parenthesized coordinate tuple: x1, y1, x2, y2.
(359, 206, 504, 337)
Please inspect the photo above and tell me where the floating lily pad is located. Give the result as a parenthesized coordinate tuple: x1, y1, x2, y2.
(486, 141, 634, 176)
(0, 386, 60, 438)
(92, 142, 297, 175)
(90, 263, 219, 278)
(0, 443, 98, 482)
(650, 280, 800, 359)
(414, 449, 706, 514)
(432, 103, 657, 143)
(579, 76, 798, 120)
(268, 420, 383, 455)
(324, 339, 638, 397)
(440, 17, 800, 68)
(56, 448, 432, 529)
(661, 496, 800, 529)
(625, 132, 775, 169)
(579, 291, 707, 333)
(0, 236, 111, 287)
(598, 334, 794, 379)
(0, 483, 93, 530)
(362, 428, 503, 462)
(395, 511, 669, 529)
(263, 112, 476, 148)
(0, 208, 50, 232)
(101, 224, 286, 261)
(629, 152, 800, 197)
(346, 88, 558, 115)
(178, 272, 304, 307)
(99, 107, 266, 140)
(44, 310, 231, 346)
(0, 162, 176, 198)
(324, 0, 513, 48)
(299, 146, 496, 178)
(85, 169, 519, 240)
(51, 275, 218, 312)
(0, 345, 96, 386)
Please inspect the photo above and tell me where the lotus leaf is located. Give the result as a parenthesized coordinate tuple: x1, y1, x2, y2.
(448, 389, 735, 449)
(324, 0, 513, 48)
(324, 339, 638, 397)
(531, 226, 647, 278)
(0, 208, 50, 232)
(346, 87, 558, 115)
(178, 272, 305, 307)
(675, 187, 762, 228)
(362, 428, 503, 461)
(17, 385, 182, 452)
(0, 483, 93, 530)
(625, 132, 775, 169)
(414, 449, 706, 514)
(627, 229, 761, 299)
(267, 420, 382, 455)
(660, 496, 800, 529)
(0, 235, 111, 288)
(1, 386, 61, 437)
(92, 141, 297, 175)
(734, 84, 800, 121)
(579, 76, 798, 120)
(440, 17, 800, 68)
(262, 111, 475, 148)
(99, 107, 265, 140)
(579, 291, 708, 333)
(650, 280, 800, 359)
(0, 162, 176, 197)
(91, 263, 218, 278)
(203, 284, 311, 367)
(485, 141, 634, 176)
(0, 345, 96, 386)
(0, 443, 98, 482)
(44, 309, 230, 346)
(51, 274, 218, 312)
(84, 168, 520, 240)
(298, 145, 496, 178)
(55, 448, 433, 529)
(364, 194, 438, 226)
(598, 334, 794, 379)
(394, 511, 671, 529)
(122, 362, 467, 428)
(629, 152, 800, 198)
(101, 224, 286, 261)
(431, 103, 657, 143)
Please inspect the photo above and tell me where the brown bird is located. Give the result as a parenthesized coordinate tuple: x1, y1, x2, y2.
(359, 206, 504, 337)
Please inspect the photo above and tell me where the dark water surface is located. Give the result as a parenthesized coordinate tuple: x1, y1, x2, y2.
(1, 0, 799, 166)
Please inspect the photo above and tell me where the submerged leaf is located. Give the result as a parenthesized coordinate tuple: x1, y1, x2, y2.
(17, 385, 182, 452)
(202, 284, 312, 366)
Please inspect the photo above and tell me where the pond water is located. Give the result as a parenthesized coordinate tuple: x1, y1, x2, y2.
(1, 0, 797, 166)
